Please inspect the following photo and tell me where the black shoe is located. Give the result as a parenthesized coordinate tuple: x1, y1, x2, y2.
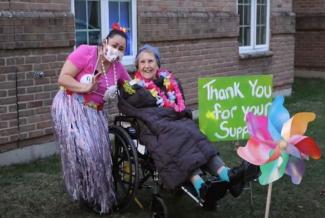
(242, 161, 260, 183)
(228, 179, 244, 197)
(227, 161, 260, 198)
(227, 166, 244, 197)
(199, 179, 228, 210)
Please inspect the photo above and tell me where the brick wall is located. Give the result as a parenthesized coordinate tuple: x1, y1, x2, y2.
(137, 0, 295, 108)
(294, 0, 325, 72)
(0, 0, 296, 152)
(3, 0, 69, 12)
(137, 0, 235, 12)
(0, 1, 74, 152)
(272, 0, 292, 12)
(294, 0, 325, 14)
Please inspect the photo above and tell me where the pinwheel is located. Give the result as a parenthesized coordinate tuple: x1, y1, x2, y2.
(237, 96, 321, 185)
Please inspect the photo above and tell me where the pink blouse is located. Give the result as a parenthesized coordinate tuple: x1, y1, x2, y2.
(67, 45, 130, 105)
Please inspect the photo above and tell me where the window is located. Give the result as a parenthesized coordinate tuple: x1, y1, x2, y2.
(237, 0, 270, 53)
(71, 0, 137, 65)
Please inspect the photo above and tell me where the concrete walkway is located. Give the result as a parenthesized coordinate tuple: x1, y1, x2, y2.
(0, 142, 58, 166)
(295, 69, 325, 79)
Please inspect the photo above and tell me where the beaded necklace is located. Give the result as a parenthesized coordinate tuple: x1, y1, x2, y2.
(100, 55, 118, 102)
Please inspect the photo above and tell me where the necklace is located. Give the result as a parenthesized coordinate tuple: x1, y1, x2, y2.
(134, 70, 185, 112)
(101, 56, 118, 102)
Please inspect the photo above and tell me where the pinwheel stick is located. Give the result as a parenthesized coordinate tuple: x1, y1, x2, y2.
(264, 183, 273, 218)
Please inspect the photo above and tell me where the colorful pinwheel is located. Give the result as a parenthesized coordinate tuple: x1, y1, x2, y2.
(237, 96, 321, 185)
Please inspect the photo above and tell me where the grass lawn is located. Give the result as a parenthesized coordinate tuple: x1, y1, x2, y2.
(1, 78, 325, 218)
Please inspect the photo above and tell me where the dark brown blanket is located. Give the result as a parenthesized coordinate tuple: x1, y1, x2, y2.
(117, 81, 220, 189)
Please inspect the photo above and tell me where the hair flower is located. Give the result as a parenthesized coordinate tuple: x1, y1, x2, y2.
(112, 23, 127, 33)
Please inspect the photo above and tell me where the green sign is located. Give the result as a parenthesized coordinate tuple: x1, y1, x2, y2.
(198, 75, 273, 141)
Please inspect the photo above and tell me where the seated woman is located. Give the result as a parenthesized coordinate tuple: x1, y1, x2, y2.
(118, 44, 259, 209)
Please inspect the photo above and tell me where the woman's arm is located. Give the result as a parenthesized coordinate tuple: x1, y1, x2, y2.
(58, 60, 99, 93)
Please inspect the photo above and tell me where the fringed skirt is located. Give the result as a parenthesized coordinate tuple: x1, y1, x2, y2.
(51, 90, 116, 214)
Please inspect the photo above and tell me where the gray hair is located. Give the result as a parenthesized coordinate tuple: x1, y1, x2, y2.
(135, 44, 161, 68)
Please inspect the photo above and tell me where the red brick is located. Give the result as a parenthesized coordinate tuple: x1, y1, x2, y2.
(37, 120, 52, 129)
(0, 122, 8, 129)
(27, 101, 43, 108)
(0, 106, 7, 113)
(9, 105, 17, 112)
(0, 127, 18, 136)
(29, 130, 44, 138)
(18, 94, 35, 102)
(19, 124, 36, 132)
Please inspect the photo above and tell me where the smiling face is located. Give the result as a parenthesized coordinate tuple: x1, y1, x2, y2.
(102, 34, 127, 63)
(107, 34, 126, 53)
(137, 50, 159, 80)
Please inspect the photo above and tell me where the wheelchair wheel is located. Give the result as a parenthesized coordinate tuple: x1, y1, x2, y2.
(109, 126, 139, 211)
(151, 195, 168, 218)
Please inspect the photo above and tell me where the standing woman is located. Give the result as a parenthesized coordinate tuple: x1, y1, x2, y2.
(51, 23, 130, 214)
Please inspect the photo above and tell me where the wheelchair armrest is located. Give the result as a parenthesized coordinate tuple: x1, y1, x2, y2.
(114, 115, 138, 126)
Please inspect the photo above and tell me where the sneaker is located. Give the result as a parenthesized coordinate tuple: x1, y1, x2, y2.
(199, 180, 228, 210)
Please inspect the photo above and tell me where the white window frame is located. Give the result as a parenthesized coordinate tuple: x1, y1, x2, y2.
(238, 0, 270, 54)
(71, 0, 137, 66)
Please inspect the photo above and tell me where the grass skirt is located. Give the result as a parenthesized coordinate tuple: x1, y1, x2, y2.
(51, 90, 116, 214)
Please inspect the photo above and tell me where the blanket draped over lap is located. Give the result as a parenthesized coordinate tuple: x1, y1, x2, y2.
(118, 82, 220, 189)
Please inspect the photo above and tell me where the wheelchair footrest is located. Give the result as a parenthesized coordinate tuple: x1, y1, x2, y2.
(181, 178, 228, 209)
(180, 184, 203, 206)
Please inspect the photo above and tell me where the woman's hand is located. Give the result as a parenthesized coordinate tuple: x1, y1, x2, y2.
(58, 60, 100, 94)
(81, 73, 101, 93)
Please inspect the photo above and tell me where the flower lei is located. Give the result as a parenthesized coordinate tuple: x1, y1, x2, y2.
(131, 69, 185, 112)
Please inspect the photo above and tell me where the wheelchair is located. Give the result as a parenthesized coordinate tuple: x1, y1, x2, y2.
(109, 115, 227, 218)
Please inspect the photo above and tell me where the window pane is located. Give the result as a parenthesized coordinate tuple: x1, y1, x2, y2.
(256, 26, 266, 45)
(239, 27, 244, 46)
(75, 0, 86, 30)
(120, 2, 130, 28)
(74, 0, 101, 46)
(244, 2, 251, 26)
(109, 1, 119, 27)
(89, 31, 101, 45)
(244, 26, 251, 46)
(239, 5, 244, 25)
(125, 33, 131, 55)
(108, 0, 133, 56)
(256, 26, 261, 44)
(88, 1, 100, 29)
(257, 1, 266, 25)
(238, 0, 251, 46)
(256, 0, 267, 45)
(76, 31, 87, 46)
